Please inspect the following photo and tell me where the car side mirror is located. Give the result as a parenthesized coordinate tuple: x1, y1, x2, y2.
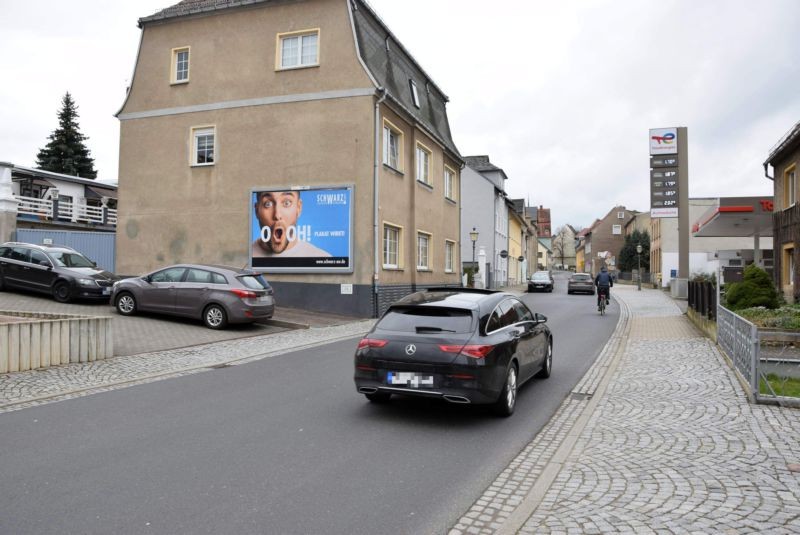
(535, 313, 548, 324)
(143, 275, 152, 283)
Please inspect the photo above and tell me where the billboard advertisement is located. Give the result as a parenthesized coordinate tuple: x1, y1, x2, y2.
(250, 186, 353, 272)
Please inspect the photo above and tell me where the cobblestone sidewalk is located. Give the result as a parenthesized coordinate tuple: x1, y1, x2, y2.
(0, 319, 375, 413)
(451, 285, 800, 534)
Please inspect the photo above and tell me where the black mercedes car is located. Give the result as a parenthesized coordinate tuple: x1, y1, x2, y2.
(354, 288, 553, 416)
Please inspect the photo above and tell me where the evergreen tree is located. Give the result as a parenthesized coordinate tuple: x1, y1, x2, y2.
(618, 230, 650, 272)
(36, 92, 97, 179)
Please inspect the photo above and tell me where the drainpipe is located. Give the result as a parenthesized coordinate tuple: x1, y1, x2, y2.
(373, 87, 388, 316)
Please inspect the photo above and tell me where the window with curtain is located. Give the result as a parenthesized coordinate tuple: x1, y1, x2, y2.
(445, 241, 454, 272)
(383, 225, 399, 268)
(416, 144, 430, 185)
(280, 31, 319, 68)
(417, 233, 430, 270)
(173, 47, 190, 83)
(383, 125, 401, 170)
(444, 167, 456, 200)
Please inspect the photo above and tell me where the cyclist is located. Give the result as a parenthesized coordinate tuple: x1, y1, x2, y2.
(595, 266, 613, 311)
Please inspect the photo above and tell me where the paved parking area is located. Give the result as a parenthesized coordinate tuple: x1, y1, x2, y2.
(0, 289, 363, 357)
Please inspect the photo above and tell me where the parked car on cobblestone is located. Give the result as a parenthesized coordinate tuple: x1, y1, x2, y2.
(0, 241, 119, 303)
(354, 288, 553, 416)
(111, 264, 275, 329)
(528, 271, 554, 293)
(567, 273, 595, 295)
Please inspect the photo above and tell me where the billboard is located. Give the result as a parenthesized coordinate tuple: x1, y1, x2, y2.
(250, 186, 353, 272)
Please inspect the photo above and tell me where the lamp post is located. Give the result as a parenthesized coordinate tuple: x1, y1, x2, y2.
(469, 227, 479, 287)
(636, 244, 643, 291)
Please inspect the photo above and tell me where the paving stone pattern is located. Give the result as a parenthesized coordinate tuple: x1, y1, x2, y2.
(452, 286, 800, 534)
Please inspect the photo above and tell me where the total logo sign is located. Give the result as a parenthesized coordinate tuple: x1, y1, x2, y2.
(649, 127, 678, 155)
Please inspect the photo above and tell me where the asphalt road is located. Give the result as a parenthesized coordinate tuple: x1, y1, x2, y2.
(0, 272, 619, 535)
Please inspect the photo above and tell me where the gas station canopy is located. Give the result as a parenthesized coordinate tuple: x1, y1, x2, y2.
(692, 196, 774, 238)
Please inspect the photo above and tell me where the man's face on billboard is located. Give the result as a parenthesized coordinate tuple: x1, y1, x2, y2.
(255, 191, 302, 253)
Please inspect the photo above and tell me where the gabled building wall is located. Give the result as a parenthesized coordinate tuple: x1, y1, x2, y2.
(117, 0, 461, 316)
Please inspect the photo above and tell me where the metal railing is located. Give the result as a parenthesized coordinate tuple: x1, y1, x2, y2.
(717, 304, 800, 406)
(688, 281, 716, 319)
(15, 194, 116, 226)
(717, 305, 759, 398)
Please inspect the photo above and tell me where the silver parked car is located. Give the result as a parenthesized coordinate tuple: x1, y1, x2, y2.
(110, 264, 275, 329)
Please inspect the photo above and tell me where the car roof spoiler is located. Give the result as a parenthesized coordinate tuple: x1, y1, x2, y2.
(424, 287, 500, 294)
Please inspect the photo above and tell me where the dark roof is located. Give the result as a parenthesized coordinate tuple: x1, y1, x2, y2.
(510, 198, 525, 214)
(464, 155, 502, 173)
(139, 0, 461, 161)
(351, 2, 460, 160)
(765, 120, 800, 171)
(138, 0, 266, 25)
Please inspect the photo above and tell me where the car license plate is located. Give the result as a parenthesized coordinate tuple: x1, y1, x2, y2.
(257, 296, 271, 303)
(387, 372, 433, 388)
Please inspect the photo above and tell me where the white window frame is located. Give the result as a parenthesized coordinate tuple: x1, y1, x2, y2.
(417, 231, 431, 270)
(171, 47, 190, 84)
(383, 223, 402, 269)
(444, 165, 456, 201)
(276, 29, 320, 70)
(191, 126, 216, 166)
(612, 224, 622, 235)
(382, 119, 403, 171)
(409, 80, 420, 108)
(617, 211, 625, 219)
(445, 240, 455, 273)
(416, 142, 431, 186)
(785, 165, 796, 209)
(784, 245, 795, 287)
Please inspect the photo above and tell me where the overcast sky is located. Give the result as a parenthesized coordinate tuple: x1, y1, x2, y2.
(2, 0, 799, 230)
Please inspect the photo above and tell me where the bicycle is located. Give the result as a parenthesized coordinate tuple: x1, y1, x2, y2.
(597, 288, 607, 315)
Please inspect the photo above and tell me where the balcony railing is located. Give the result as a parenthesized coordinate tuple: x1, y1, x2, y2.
(15, 194, 117, 227)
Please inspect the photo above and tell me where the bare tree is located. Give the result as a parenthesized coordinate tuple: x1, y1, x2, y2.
(551, 225, 567, 269)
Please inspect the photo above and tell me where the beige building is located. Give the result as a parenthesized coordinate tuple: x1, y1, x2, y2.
(116, 0, 462, 316)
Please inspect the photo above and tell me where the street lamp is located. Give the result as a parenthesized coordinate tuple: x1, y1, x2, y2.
(636, 244, 643, 291)
(469, 227, 479, 287)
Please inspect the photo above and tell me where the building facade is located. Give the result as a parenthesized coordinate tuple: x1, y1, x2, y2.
(461, 156, 509, 288)
(765, 121, 800, 302)
(116, 0, 462, 316)
(583, 206, 637, 276)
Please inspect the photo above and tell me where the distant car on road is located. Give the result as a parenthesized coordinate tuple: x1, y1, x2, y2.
(354, 288, 553, 416)
(0, 241, 119, 303)
(111, 264, 275, 329)
(528, 271, 554, 293)
(567, 272, 595, 295)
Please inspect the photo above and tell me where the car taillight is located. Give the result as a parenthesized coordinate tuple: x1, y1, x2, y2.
(230, 289, 258, 299)
(438, 344, 494, 359)
(357, 338, 389, 350)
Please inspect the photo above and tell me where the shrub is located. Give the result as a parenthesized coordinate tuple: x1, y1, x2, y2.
(725, 264, 779, 310)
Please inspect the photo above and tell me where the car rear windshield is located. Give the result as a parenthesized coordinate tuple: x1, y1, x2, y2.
(49, 251, 95, 268)
(573, 275, 591, 281)
(532, 273, 549, 280)
(376, 307, 474, 333)
(238, 274, 272, 290)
